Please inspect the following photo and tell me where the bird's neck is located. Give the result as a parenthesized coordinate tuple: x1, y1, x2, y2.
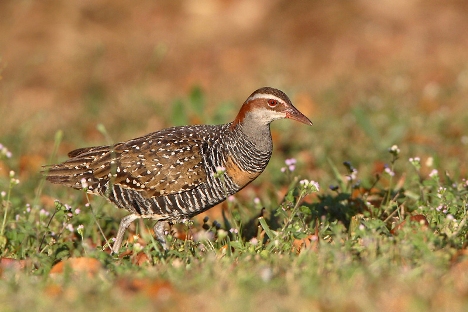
(229, 113, 273, 153)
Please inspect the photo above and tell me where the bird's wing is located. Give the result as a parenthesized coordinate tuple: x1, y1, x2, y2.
(47, 127, 212, 198)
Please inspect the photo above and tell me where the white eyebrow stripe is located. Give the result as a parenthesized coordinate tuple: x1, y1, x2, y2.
(247, 93, 286, 104)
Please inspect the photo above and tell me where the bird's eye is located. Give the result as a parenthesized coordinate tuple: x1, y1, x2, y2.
(268, 99, 278, 107)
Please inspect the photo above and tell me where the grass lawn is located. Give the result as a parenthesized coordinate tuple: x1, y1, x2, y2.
(1, 1, 468, 311)
(1, 84, 468, 311)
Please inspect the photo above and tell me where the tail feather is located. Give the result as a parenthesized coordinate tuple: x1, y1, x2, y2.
(44, 144, 113, 190)
(67, 145, 110, 158)
(44, 164, 95, 189)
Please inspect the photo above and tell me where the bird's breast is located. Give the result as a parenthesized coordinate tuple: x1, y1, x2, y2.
(224, 154, 261, 188)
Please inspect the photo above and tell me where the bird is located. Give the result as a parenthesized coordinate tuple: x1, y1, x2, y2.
(44, 87, 313, 254)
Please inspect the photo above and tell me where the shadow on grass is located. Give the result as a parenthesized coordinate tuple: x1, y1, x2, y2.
(241, 191, 366, 242)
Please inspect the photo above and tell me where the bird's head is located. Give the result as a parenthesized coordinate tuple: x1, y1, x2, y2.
(232, 87, 313, 127)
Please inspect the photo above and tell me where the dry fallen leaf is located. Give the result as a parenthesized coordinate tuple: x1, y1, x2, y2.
(0, 258, 28, 277)
(134, 252, 150, 266)
(293, 222, 319, 254)
(117, 278, 173, 300)
(390, 215, 429, 235)
(49, 257, 102, 278)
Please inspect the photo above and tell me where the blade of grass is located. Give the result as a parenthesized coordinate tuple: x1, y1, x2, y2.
(34, 130, 63, 207)
(258, 217, 276, 240)
(327, 157, 346, 190)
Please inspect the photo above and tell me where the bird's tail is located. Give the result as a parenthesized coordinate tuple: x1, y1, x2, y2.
(43, 145, 111, 190)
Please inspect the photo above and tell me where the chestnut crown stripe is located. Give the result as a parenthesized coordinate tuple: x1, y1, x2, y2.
(247, 93, 288, 104)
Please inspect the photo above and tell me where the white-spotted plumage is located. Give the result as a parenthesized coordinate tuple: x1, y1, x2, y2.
(44, 87, 312, 253)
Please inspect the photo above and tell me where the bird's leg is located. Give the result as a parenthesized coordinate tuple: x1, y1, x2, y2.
(112, 214, 140, 254)
(153, 221, 170, 250)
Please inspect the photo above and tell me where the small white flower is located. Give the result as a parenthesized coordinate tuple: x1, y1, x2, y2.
(0, 144, 12, 158)
(250, 237, 259, 245)
(215, 166, 226, 174)
(299, 179, 320, 192)
(217, 229, 228, 239)
(389, 145, 400, 156)
(254, 197, 261, 205)
(77, 224, 84, 237)
(66, 224, 74, 232)
(133, 242, 143, 252)
(285, 158, 297, 166)
(80, 178, 88, 189)
(193, 231, 214, 242)
(281, 159, 297, 172)
(384, 167, 395, 177)
(409, 157, 420, 164)
(212, 166, 226, 178)
(346, 169, 358, 181)
(429, 169, 439, 178)
(409, 157, 421, 170)
(311, 180, 320, 191)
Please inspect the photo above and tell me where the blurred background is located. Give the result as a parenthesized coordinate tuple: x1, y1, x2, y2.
(1, 0, 468, 203)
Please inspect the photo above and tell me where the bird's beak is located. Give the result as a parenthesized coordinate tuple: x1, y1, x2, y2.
(286, 107, 313, 126)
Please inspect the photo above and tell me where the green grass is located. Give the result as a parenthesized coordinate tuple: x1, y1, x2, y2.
(1, 86, 468, 312)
